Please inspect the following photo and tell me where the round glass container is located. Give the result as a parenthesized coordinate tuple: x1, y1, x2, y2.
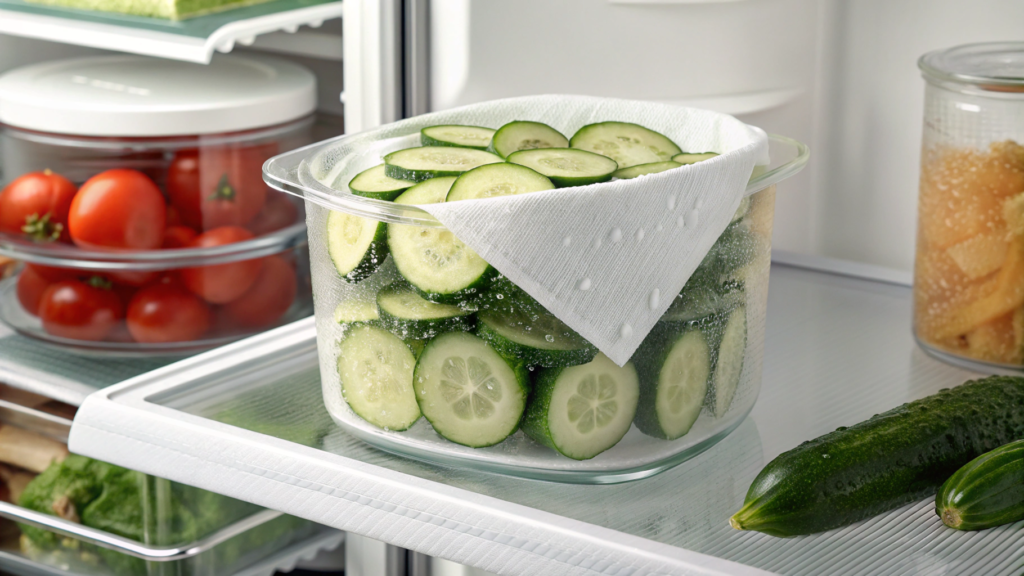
(914, 43, 1024, 372)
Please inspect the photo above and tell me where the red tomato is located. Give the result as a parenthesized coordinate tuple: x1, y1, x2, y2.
(224, 255, 297, 329)
(167, 145, 274, 230)
(180, 226, 263, 304)
(247, 192, 300, 236)
(162, 225, 199, 249)
(38, 279, 123, 341)
(68, 169, 166, 250)
(127, 283, 211, 343)
(0, 170, 77, 242)
(165, 204, 184, 227)
(106, 270, 161, 287)
(16, 265, 53, 316)
(29, 264, 79, 283)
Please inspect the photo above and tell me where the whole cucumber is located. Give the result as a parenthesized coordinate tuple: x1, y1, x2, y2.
(730, 376, 1024, 537)
(937, 438, 1024, 531)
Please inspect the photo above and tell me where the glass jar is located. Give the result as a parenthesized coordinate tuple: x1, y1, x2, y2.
(914, 43, 1024, 371)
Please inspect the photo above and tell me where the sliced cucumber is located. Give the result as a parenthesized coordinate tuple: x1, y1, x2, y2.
(633, 326, 711, 440)
(388, 180, 494, 303)
(523, 354, 639, 460)
(662, 279, 744, 323)
(445, 163, 555, 201)
(334, 298, 379, 324)
(327, 210, 388, 282)
(489, 121, 569, 158)
(376, 284, 475, 339)
(672, 152, 719, 165)
(731, 196, 752, 224)
(414, 332, 529, 447)
(349, 164, 414, 200)
(612, 161, 681, 180)
(506, 148, 617, 188)
(421, 125, 495, 150)
(708, 306, 746, 417)
(570, 122, 682, 169)
(477, 306, 596, 368)
(337, 324, 420, 430)
(384, 147, 502, 182)
(393, 176, 456, 205)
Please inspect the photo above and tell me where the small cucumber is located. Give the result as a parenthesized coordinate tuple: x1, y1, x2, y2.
(937, 439, 1024, 531)
(570, 121, 681, 169)
(421, 125, 495, 150)
(506, 148, 617, 187)
(489, 121, 568, 158)
(349, 164, 414, 200)
(326, 210, 388, 282)
(523, 354, 640, 460)
(612, 161, 681, 180)
(446, 163, 555, 201)
(384, 146, 503, 182)
(672, 152, 719, 165)
(730, 376, 1024, 537)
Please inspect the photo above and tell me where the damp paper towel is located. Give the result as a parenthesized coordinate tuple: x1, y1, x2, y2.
(333, 95, 769, 366)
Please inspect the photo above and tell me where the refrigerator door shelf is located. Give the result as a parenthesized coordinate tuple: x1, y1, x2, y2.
(67, 260, 1009, 576)
(0, 0, 343, 63)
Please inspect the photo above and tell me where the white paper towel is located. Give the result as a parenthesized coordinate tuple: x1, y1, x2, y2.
(327, 95, 768, 365)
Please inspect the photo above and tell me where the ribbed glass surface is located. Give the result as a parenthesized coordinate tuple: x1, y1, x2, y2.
(186, 264, 1020, 575)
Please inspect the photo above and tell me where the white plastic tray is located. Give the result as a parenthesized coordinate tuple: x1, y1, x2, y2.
(69, 257, 1015, 576)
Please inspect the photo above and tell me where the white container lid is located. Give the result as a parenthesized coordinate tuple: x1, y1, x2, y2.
(0, 54, 317, 137)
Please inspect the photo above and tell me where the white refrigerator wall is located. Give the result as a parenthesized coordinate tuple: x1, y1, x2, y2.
(428, 0, 1024, 274)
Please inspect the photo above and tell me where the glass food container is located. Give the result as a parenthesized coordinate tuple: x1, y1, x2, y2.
(0, 55, 319, 356)
(265, 102, 807, 483)
(0, 386, 332, 576)
(914, 43, 1024, 372)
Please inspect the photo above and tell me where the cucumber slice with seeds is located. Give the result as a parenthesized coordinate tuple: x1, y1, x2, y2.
(612, 161, 681, 180)
(446, 163, 555, 201)
(414, 332, 529, 447)
(421, 125, 495, 150)
(489, 121, 569, 158)
(334, 298, 379, 324)
(708, 306, 746, 417)
(387, 221, 492, 305)
(337, 324, 420, 430)
(384, 147, 502, 182)
(393, 176, 456, 205)
(327, 210, 388, 282)
(377, 284, 476, 339)
(506, 148, 617, 188)
(633, 325, 711, 440)
(349, 164, 414, 200)
(478, 306, 596, 368)
(523, 354, 639, 460)
(672, 152, 719, 165)
(570, 121, 681, 169)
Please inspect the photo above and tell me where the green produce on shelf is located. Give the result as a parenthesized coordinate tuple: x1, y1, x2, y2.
(730, 376, 1024, 537)
(936, 438, 1024, 531)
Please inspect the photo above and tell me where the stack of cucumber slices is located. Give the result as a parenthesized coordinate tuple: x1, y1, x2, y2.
(330, 119, 755, 460)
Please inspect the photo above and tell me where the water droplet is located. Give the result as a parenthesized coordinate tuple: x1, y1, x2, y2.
(677, 215, 685, 227)
(649, 289, 660, 310)
(544, 334, 555, 343)
(685, 208, 699, 228)
(609, 228, 622, 243)
(635, 228, 645, 241)
(822, 453, 830, 459)
(620, 323, 633, 339)
(563, 236, 571, 247)
(593, 237, 602, 249)
(578, 278, 592, 291)
(495, 294, 504, 300)
(668, 196, 676, 210)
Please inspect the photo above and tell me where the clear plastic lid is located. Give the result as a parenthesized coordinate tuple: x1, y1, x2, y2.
(919, 42, 1024, 92)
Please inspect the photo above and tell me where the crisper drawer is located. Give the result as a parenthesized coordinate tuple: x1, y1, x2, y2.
(63, 257, 1020, 576)
(0, 385, 343, 576)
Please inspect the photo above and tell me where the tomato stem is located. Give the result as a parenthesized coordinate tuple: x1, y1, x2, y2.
(21, 213, 62, 242)
(86, 276, 113, 290)
(209, 174, 238, 202)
